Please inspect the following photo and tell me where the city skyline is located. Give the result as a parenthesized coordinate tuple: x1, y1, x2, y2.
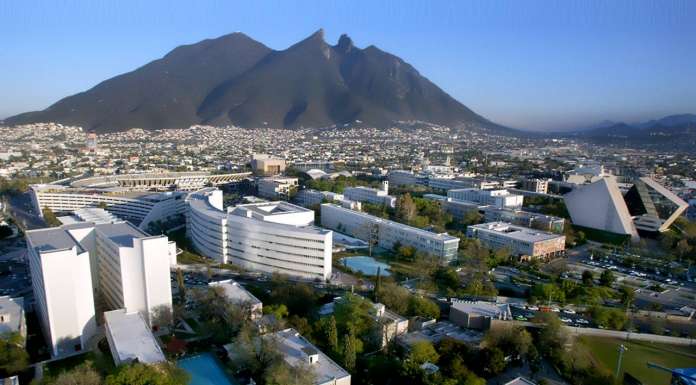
(1, 0, 695, 131)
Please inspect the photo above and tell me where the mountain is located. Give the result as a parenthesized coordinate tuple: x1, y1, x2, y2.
(566, 114, 696, 151)
(4, 30, 500, 132)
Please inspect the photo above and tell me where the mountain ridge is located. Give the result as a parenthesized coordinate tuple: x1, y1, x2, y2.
(4, 30, 504, 133)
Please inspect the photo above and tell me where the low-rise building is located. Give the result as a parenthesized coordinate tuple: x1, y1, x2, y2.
(321, 204, 459, 262)
(0, 296, 25, 343)
(520, 178, 549, 194)
(466, 222, 565, 260)
(343, 182, 396, 208)
(251, 154, 286, 176)
(257, 177, 298, 200)
(448, 189, 524, 210)
(319, 295, 408, 347)
(265, 328, 351, 385)
(295, 189, 361, 210)
(398, 320, 483, 348)
(449, 300, 512, 330)
(104, 309, 166, 366)
(209, 279, 262, 320)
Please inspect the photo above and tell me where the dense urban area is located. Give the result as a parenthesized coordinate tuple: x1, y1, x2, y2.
(1, 122, 695, 385)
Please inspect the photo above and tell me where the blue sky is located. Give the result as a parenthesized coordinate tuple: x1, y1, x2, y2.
(1, 0, 694, 131)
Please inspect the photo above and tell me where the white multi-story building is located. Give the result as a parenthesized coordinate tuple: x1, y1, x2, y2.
(186, 188, 333, 280)
(31, 185, 187, 231)
(520, 178, 550, 194)
(69, 171, 251, 191)
(26, 225, 97, 357)
(209, 279, 263, 320)
(448, 189, 524, 210)
(295, 189, 361, 210)
(92, 222, 174, 325)
(387, 170, 425, 187)
(257, 177, 298, 200)
(343, 182, 396, 208)
(320, 204, 459, 262)
(104, 309, 166, 366)
(26, 222, 174, 357)
(466, 222, 565, 260)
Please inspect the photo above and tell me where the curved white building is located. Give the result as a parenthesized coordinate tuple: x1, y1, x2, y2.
(186, 188, 332, 280)
(30, 184, 187, 231)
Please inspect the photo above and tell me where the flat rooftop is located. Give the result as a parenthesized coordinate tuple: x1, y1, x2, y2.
(451, 300, 511, 318)
(104, 309, 166, 365)
(323, 204, 458, 242)
(0, 296, 24, 335)
(398, 321, 483, 346)
(95, 221, 152, 247)
(26, 226, 85, 253)
(268, 329, 350, 385)
(208, 279, 261, 306)
(468, 221, 562, 243)
(235, 201, 310, 216)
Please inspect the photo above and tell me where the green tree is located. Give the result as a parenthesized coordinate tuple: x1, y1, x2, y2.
(105, 362, 189, 385)
(396, 193, 417, 223)
(0, 332, 29, 374)
(581, 270, 594, 286)
(343, 333, 357, 372)
(175, 268, 186, 301)
(619, 285, 635, 308)
(325, 316, 339, 354)
(42, 206, 61, 227)
(408, 341, 439, 366)
(599, 269, 615, 287)
(264, 304, 289, 320)
(481, 347, 506, 376)
(407, 296, 440, 319)
(50, 361, 102, 385)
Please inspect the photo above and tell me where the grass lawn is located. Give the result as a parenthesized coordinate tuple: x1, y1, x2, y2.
(577, 336, 696, 384)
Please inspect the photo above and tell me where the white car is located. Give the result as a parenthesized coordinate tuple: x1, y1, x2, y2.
(560, 318, 572, 323)
(562, 309, 576, 314)
(527, 305, 539, 311)
(576, 318, 590, 325)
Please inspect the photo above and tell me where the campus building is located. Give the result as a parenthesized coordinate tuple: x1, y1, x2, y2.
(466, 222, 565, 260)
(26, 222, 174, 357)
(209, 279, 263, 320)
(295, 189, 361, 210)
(520, 178, 549, 194)
(343, 182, 396, 208)
(624, 177, 688, 233)
(447, 188, 524, 210)
(186, 188, 333, 280)
(104, 309, 166, 366)
(0, 296, 25, 343)
(251, 154, 286, 176)
(30, 185, 187, 232)
(264, 328, 351, 385)
(563, 178, 640, 241)
(449, 300, 512, 330)
(257, 177, 299, 200)
(320, 204, 459, 262)
(69, 171, 251, 191)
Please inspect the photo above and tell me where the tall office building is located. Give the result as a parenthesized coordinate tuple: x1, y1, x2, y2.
(26, 222, 174, 357)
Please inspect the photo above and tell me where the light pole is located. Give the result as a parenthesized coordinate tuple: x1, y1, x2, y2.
(615, 344, 628, 380)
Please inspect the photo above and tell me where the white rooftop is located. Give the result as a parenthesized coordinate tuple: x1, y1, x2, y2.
(468, 221, 562, 243)
(104, 309, 165, 365)
(267, 328, 350, 385)
(0, 296, 24, 335)
(208, 279, 261, 306)
(451, 300, 512, 318)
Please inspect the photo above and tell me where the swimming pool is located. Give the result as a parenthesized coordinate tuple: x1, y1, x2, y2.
(178, 353, 236, 385)
(340, 256, 391, 276)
